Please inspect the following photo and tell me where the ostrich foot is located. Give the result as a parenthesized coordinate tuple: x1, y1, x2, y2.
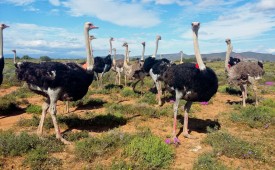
(37, 128, 43, 136)
(183, 133, 197, 139)
(60, 137, 71, 145)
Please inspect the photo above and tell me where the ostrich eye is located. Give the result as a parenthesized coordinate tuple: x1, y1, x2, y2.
(191, 23, 194, 26)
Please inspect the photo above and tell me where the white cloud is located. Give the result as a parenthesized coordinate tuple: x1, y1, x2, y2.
(49, 0, 60, 6)
(0, 0, 35, 6)
(256, 0, 275, 10)
(23, 6, 39, 12)
(181, 2, 275, 41)
(62, 0, 161, 28)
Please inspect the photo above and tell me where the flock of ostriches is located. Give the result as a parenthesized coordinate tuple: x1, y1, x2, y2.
(0, 22, 264, 144)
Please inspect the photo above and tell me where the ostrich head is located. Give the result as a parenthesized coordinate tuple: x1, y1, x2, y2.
(110, 37, 114, 42)
(156, 35, 161, 41)
(89, 35, 96, 41)
(225, 38, 231, 45)
(0, 24, 9, 30)
(141, 42, 145, 46)
(84, 22, 98, 30)
(122, 42, 128, 47)
(12, 49, 16, 53)
(192, 22, 200, 34)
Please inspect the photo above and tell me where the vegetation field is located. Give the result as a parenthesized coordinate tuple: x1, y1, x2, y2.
(0, 58, 275, 170)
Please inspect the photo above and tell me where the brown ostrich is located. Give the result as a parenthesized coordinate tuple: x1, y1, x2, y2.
(226, 39, 264, 107)
(112, 48, 124, 85)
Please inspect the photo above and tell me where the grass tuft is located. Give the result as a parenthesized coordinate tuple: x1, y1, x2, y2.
(204, 131, 263, 160)
(193, 152, 229, 170)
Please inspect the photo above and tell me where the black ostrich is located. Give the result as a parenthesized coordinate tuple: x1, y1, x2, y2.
(93, 37, 113, 87)
(14, 22, 98, 144)
(0, 24, 9, 85)
(159, 22, 218, 141)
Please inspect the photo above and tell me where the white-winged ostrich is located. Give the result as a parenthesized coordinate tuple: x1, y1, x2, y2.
(225, 39, 264, 107)
(0, 24, 9, 85)
(160, 22, 218, 141)
(92, 37, 113, 88)
(15, 22, 98, 144)
(179, 51, 184, 64)
(111, 48, 124, 85)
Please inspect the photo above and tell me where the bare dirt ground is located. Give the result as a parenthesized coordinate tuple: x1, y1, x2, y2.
(0, 86, 274, 170)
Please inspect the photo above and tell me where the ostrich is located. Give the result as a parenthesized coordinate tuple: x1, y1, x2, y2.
(122, 42, 142, 86)
(131, 42, 147, 92)
(111, 48, 124, 85)
(14, 22, 98, 144)
(93, 37, 113, 88)
(0, 24, 9, 85)
(159, 22, 218, 140)
(179, 51, 184, 64)
(225, 39, 264, 107)
(224, 39, 240, 71)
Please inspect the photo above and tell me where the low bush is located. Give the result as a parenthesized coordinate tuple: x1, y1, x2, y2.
(204, 131, 263, 160)
(123, 134, 174, 169)
(26, 104, 42, 114)
(231, 106, 275, 128)
(193, 152, 229, 170)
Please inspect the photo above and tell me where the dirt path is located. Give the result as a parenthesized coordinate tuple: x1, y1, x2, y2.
(0, 89, 273, 169)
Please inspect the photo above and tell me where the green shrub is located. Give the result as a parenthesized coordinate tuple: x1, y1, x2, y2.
(124, 134, 174, 169)
(120, 87, 139, 98)
(17, 115, 54, 130)
(139, 92, 158, 105)
(63, 130, 89, 141)
(26, 104, 42, 114)
(75, 131, 130, 162)
(231, 106, 275, 128)
(204, 131, 263, 160)
(24, 147, 62, 170)
(0, 130, 64, 157)
(194, 152, 229, 170)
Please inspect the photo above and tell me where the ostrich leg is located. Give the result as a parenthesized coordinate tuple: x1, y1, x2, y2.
(240, 84, 246, 107)
(172, 90, 183, 139)
(49, 90, 70, 144)
(118, 71, 121, 85)
(182, 101, 192, 138)
(156, 81, 162, 106)
(250, 78, 258, 106)
(37, 98, 50, 135)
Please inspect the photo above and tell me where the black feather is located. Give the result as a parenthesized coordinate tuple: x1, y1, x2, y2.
(94, 55, 112, 74)
(228, 57, 240, 67)
(161, 63, 218, 102)
(15, 62, 94, 101)
(0, 57, 4, 85)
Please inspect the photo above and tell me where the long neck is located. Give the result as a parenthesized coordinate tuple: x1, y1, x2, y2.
(109, 40, 112, 55)
(13, 52, 16, 64)
(153, 39, 159, 58)
(89, 39, 94, 58)
(225, 43, 232, 72)
(113, 50, 116, 65)
(84, 28, 93, 70)
(0, 29, 3, 59)
(124, 46, 129, 66)
(141, 45, 145, 61)
(180, 52, 183, 63)
(192, 30, 206, 70)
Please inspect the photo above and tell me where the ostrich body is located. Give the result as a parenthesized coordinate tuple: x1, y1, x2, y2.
(93, 37, 113, 87)
(160, 22, 218, 139)
(112, 48, 124, 85)
(225, 39, 264, 107)
(0, 24, 9, 85)
(15, 22, 98, 144)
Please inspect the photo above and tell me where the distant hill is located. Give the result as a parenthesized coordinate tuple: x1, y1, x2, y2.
(129, 52, 275, 62)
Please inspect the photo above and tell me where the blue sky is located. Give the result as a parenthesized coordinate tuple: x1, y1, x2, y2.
(0, 0, 275, 59)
